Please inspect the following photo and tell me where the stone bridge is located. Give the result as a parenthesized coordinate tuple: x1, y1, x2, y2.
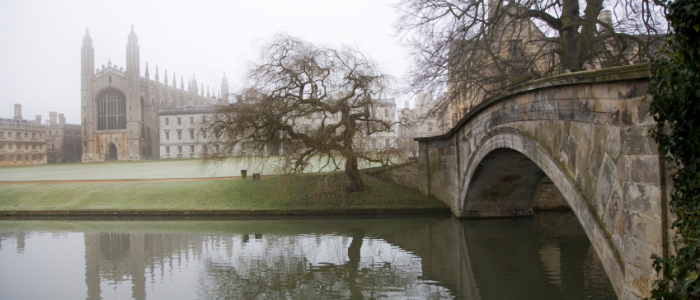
(373, 64, 670, 299)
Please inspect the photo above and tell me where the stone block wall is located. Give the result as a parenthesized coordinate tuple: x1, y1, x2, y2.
(365, 161, 428, 195)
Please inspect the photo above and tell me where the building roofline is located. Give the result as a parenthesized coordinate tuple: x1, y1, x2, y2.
(158, 105, 219, 115)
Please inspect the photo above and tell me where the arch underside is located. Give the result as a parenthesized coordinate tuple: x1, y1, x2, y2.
(460, 128, 624, 296)
(462, 148, 545, 217)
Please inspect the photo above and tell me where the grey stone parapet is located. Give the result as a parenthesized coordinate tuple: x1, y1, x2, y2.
(416, 63, 651, 142)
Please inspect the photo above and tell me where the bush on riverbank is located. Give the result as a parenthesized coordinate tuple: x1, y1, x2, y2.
(0, 173, 447, 212)
(648, 0, 700, 297)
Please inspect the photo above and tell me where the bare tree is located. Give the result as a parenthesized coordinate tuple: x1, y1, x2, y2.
(204, 35, 402, 192)
(395, 0, 667, 119)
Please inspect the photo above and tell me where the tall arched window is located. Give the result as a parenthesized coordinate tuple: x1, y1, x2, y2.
(97, 89, 126, 130)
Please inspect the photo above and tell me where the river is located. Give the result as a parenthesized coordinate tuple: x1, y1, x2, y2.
(0, 211, 616, 299)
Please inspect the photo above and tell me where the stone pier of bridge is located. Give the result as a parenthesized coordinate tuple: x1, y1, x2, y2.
(371, 64, 671, 299)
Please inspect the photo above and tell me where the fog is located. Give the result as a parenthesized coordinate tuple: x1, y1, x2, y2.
(0, 0, 410, 124)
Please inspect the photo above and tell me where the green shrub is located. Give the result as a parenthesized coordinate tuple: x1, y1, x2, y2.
(648, 0, 700, 298)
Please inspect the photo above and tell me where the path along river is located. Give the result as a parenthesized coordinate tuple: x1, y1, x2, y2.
(0, 211, 616, 299)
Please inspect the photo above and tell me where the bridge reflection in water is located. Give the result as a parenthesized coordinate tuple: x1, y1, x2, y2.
(0, 213, 615, 299)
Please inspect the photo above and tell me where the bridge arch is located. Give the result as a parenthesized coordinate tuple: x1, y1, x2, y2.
(461, 128, 625, 295)
(369, 64, 666, 299)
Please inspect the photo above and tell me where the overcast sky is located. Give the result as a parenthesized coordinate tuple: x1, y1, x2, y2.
(0, 0, 412, 124)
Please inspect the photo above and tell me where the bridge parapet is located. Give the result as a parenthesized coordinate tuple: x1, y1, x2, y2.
(380, 64, 669, 299)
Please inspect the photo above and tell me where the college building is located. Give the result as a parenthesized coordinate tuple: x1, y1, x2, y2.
(80, 26, 224, 162)
(0, 105, 48, 167)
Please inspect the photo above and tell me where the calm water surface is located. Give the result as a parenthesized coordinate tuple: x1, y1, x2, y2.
(0, 212, 616, 299)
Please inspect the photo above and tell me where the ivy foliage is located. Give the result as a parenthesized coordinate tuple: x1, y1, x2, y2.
(649, 0, 700, 298)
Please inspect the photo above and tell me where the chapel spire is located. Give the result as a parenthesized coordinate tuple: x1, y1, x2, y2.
(128, 24, 138, 45)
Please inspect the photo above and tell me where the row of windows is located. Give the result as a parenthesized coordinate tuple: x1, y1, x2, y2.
(164, 144, 219, 154)
(164, 129, 205, 141)
(163, 116, 204, 126)
(0, 131, 42, 139)
(0, 143, 43, 151)
(0, 154, 43, 162)
(370, 138, 392, 148)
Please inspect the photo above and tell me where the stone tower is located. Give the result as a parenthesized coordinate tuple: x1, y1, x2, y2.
(81, 28, 94, 157)
(126, 25, 143, 160)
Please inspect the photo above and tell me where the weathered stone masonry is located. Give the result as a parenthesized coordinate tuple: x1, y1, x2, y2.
(371, 64, 670, 300)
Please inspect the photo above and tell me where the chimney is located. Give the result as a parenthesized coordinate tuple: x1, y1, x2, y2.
(49, 111, 57, 125)
(599, 10, 612, 32)
(34, 115, 42, 126)
(13, 104, 21, 120)
(58, 113, 65, 125)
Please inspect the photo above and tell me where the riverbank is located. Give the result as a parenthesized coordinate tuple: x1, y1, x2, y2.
(0, 173, 449, 216)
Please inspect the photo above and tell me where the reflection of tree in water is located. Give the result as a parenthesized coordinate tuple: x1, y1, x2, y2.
(199, 230, 450, 300)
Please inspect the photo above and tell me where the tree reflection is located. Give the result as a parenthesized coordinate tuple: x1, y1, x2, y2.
(197, 229, 445, 300)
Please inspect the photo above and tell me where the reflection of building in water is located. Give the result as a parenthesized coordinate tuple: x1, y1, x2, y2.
(71, 214, 613, 300)
(0, 232, 29, 253)
(83, 232, 213, 300)
(80, 230, 447, 300)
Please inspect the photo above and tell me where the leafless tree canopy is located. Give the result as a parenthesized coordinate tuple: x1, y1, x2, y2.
(204, 35, 401, 192)
(395, 0, 667, 111)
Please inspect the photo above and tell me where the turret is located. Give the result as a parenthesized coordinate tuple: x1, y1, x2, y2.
(126, 25, 140, 80)
(221, 72, 229, 101)
(191, 74, 198, 95)
(14, 104, 22, 120)
(81, 28, 95, 91)
(126, 25, 142, 160)
(50, 111, 57, 125)
(59, 113, 66, 126)
(145, 62, 149, 79)
(155, 66, 159, 83)
(80, 28, 96, 161)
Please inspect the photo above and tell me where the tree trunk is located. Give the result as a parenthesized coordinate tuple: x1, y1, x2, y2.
(345, 154, 366, 192)
(346, 229, 364, 299)
(559, 0, 584, 72)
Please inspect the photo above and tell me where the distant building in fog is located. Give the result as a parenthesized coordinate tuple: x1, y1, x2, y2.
(45, 112, 81, 163)
(80, 26, 227, 162)
(158, 105, 219, 159)
(0, 104, 83, 167)
(0, 104, 47, 167)
(396, 92, 443, 156)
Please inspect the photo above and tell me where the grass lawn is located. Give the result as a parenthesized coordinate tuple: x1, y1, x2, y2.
(0, 158, 264, 181)
(0, 157, 396, 182)
(0, 173, 447, 212)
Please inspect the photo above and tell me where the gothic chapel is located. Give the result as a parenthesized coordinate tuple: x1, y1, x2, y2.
(81, 26, 223, 162)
